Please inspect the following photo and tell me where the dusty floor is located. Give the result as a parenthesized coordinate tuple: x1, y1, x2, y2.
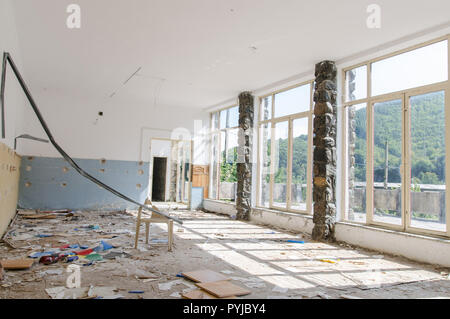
(0, 207, 449, 299)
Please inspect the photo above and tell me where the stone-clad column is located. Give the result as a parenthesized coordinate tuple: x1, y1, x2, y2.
(312, 61, 337, 241)
(236, 92, 254, 220)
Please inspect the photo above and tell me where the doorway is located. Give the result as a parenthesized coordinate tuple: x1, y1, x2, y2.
(152, 157, 167, 202)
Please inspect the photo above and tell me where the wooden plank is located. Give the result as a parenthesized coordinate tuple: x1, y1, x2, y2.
(182, 289, 237, 299)
(22, 214, 57, 220)
(182, 269, 230, 283)
(195, 280, 251, 298)
(0, 258, 34, 270)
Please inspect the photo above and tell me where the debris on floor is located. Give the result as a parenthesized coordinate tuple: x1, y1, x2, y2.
(0, 207, 449, 299)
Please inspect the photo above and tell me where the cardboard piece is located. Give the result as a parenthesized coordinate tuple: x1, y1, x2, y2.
(195, 280, 251, 298)
(0, 258, 35, 270)
(182, 269, 230, 283)
(182, 289, 237, 299)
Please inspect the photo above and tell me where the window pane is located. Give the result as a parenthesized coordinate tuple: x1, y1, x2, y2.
(219, 129, 238, 202)
(372, 99, 402, 226)
(260, 96, 272, 121)
(409, 91, 446, 232)
(372, 41, 448, 96)
(211, 112, 219, 131)
(347, 103, 367, 222)
(258, 123, 271, 207)
(345, 66, 367, 102)
(274, 84, 310, 118)
(209, 133, 219, 199)
(183, 142, 191, 202)
(291, 117, 309, 211)
(273, 121, 289, 208)
(220, 106, 239, 129)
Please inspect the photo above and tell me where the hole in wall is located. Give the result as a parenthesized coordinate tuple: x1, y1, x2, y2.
(136, 184, 142, 189)
(62, 167, 69, 173)
(26, 165, 32, 171)
(61, 183, 67, 187)
(138, 169, 144, 175)
(25, 182, 32, 187)
(99, 169, 105, 173)
(138, 161, 143, 166)
(28, 156, 34, 161)
(100, 159, 106, 165)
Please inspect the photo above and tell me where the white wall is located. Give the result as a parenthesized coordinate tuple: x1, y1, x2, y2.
(14, 86, 210, 164)
(0, 0, 27, 149)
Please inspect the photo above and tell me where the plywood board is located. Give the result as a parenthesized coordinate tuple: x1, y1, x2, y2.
(182, 289, 237, 299)
(195, 280, 251, 298)
(182, 269, 230, 283)
(0, 258, 34, 270)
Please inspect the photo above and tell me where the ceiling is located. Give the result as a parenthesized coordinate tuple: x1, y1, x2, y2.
(11, 0, 450, 110)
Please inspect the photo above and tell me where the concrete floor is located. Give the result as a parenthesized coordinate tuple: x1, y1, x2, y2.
(1, 209, 449, 299)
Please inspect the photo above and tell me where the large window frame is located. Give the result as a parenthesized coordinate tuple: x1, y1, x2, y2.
(342, 35, 450, 238)
(209, 105, 239, 201)
(256, 80, 314, 214)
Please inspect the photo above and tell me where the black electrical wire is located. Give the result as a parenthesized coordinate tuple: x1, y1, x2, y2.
(0, 52, 182, 224)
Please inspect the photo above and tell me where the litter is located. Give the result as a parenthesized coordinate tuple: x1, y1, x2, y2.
(46, 286, 118, 299)
(29, 252, 54, 259)
(23, 214, 57, 220)
(40, 269, 63, 276)
(319, 259, 337, 264)
(272, 286, 289, 293)
(75, 248, 94, 256)
(195, 280, 251, 298)
(158, 279, 183, 291)
(150, 239, 168, 244)
(84, 253, 103, 262)
(103, 251, 131, 260)
(36, 234, 53, 238)
(181, 269, 230, 283)
(0, 258, 35, 270)
(128, 290, 145, 294)
(286, 240, 305, 244)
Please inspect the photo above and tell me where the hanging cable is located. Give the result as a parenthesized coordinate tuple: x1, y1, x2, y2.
(0, 52, 182, 224)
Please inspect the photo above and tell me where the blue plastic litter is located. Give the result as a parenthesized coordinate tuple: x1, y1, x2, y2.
(286, 240, 305, 244)
(176, 273, 184, 278)
(100, 241, 113, 250)
(29, 251, 54, 258)
(128, 291, 144, 294)
(36, 234, 53, 238)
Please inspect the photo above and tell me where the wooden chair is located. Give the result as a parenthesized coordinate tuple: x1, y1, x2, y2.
(134, 197, 173, 251)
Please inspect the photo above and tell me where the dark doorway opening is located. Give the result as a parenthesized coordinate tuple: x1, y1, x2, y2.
(152, 157, 167, 202)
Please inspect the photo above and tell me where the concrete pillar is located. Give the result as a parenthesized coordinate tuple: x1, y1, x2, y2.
(312, 61, 337, 241)
(236, 91, 254, 220)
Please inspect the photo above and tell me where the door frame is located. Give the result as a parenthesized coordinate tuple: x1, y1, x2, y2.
(149, 137, 193, 206)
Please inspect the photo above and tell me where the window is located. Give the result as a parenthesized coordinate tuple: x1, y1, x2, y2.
(343, 37, 449, 237)
(257, 81, 313, 213)
(209, 105, 239, 202)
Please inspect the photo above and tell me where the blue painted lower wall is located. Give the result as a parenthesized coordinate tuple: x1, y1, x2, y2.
(18, 156, 150, 211)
